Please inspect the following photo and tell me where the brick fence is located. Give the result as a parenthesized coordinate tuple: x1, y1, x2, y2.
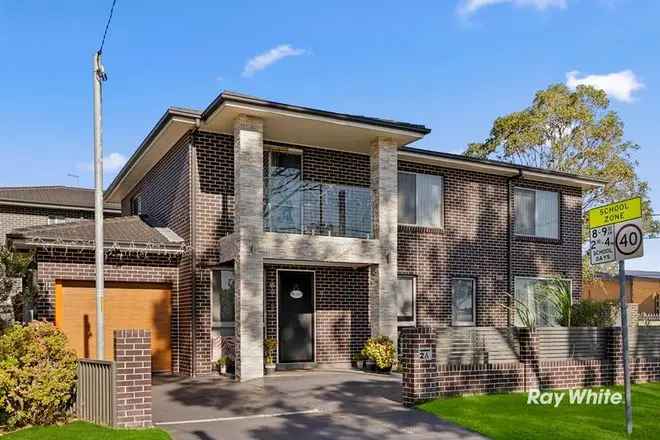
(113, 329, 153, 428)
(401, 326, 660, 406)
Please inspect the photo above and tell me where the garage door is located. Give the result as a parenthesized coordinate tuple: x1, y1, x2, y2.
(55, 281, 172, 372)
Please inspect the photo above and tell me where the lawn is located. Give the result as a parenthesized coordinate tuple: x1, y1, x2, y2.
(2, 421, 170, 439)
(419, 382, 660, 440)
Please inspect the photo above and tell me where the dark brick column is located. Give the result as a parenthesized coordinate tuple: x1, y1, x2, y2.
(114, 329, 152, 428)
(607, 327, 623, 385)
(518, 328, 539, 390)
(400, 327, 438, 407)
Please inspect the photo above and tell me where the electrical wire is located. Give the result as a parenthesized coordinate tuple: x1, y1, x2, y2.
(98, 0, 118, 54)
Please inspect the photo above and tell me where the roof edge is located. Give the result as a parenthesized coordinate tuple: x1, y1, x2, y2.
(399, 147, 607, 188)
(202, 91, 432, 135)
(105, 107, 200, 201)
(0, 199, 121, 213)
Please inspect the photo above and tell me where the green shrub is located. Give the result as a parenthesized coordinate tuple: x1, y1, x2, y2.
(263, 338, 277, 364)
(0, 321, 77, 428)
(571, 300, 616, 327)
(361, 336, 395, 369)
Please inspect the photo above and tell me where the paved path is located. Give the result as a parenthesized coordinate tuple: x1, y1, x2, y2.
(152, 370, 488, 440)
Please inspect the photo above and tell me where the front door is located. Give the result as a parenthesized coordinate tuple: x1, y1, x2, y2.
(278, 271, 314, 363)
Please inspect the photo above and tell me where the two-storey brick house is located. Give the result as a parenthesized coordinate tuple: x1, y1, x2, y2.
(8, 91, 603, 380)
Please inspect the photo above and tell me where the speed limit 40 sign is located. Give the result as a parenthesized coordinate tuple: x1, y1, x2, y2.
(589, 198, 644, 265)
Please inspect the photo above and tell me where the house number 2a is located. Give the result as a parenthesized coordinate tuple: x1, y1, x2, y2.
(419, 348, 432, 361)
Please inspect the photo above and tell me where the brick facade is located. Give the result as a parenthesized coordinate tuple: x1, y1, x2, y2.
(398, 161, 583, 327)
(114, 329, 153, 428)
(34, 249, 181, 373)
(264, 264, 370, 366)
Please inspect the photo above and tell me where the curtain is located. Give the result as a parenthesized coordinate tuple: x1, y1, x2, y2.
(398, 172, 416, 224)
(452, 279, 474, 324)
(535, 190, 559, 239)
(416, 174, 443, 227)
(396, 278, 414, 322)
(514, 188, 536, 236)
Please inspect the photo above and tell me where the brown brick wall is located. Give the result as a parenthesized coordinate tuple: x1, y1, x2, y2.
(0, 204, 115, 245)
(264, 264, 370, 365)
(114, 329, 152, 428)
(401, 327, 660, 404)
(121, 131, 195, 375)
(34, 249, 181, 374)
(398, 161, 583, 327)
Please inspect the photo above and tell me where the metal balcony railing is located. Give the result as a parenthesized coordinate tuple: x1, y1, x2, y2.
(264, 180, 373, 239)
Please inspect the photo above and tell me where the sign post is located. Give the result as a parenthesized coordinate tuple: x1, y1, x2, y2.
(589, 197, 643, 435)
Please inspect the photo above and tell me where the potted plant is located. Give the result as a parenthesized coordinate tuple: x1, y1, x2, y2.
(352, 352, 366, 370)
(264, 337, 277, 375)
(361, 336, 396, 373)
(216, 355, 231, 375)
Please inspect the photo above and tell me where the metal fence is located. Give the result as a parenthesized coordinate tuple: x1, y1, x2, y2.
(75, 359, 116, 426)
(436, 327, 520, 364)
(537, 327, 609, 360)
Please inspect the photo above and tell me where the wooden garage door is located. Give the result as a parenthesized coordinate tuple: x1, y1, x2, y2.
(55, 281, 172, 372)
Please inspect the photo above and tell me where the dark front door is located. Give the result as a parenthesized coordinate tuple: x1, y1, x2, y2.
(278, 271, 314, 363)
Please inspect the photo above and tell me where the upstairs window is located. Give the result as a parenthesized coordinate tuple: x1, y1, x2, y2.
(398, 172, 443, 227)
(131, 195, 142, 216)
(514, 188, 559, 239)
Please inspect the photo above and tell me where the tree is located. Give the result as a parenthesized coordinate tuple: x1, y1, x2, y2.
(0, 246, 34, 328)
(465, 84, 658, 277)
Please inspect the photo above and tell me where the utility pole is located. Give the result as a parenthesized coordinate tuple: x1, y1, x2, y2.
(618, 260, 633, 435)
(93, 51, 107, 359)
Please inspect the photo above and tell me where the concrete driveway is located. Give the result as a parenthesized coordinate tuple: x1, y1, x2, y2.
(153, 370, 487, 440)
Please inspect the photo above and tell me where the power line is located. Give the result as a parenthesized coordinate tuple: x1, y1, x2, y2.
(98, 0, 118, 54)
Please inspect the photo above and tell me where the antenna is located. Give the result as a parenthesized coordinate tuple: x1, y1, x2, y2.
(67, 173, 80, 186)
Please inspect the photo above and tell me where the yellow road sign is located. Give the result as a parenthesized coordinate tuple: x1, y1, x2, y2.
(588, 197, 642, 229)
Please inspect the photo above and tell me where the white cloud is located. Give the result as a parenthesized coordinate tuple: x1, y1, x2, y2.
(565, 70, 644, 102)
(458, 0, 567, 15)
(80, 152, 127, 174)
(242, 44, 306, 77)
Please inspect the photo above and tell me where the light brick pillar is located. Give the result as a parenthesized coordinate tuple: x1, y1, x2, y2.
(400, 327, 439, 407)
(114, 329, 152, 428)
(369, 137, 398, 344)
(233, 115, 265, 381)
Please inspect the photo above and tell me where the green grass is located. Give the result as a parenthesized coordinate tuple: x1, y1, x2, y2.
(419, 382, 660, 440)
(2, 421, 170, 439)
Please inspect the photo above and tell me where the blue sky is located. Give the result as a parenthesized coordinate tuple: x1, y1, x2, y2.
(0, 0, 659, 269)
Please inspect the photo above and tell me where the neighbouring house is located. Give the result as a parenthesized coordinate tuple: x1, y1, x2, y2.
(0, 186, 121, 245)
(6, 91, 603, 380)
(584, 270, 660, 314)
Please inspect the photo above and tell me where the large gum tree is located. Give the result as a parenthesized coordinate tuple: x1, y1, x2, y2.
(465, 84, 658, 278)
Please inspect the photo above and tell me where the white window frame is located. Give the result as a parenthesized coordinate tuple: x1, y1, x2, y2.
(397, 275, 417, 327)
(398, 171, 444, 228)
(131, 195, 142, 216)
(47, 215, 66, 225)
(513, 276, 573, 327)
(212, 268, 236, 329)
(513, 187, 560, 240)
(452, 278, 476, 326)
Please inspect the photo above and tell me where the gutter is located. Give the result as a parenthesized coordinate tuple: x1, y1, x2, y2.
(189, 128, 199, 377)
(507, 170, 523, 326)
(0, 199, 121, 214)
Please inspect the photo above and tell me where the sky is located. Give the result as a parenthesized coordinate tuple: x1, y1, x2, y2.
(0, 0, 659, 269)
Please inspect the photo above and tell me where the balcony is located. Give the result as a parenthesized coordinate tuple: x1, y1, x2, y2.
(264, 180, 373, 239)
